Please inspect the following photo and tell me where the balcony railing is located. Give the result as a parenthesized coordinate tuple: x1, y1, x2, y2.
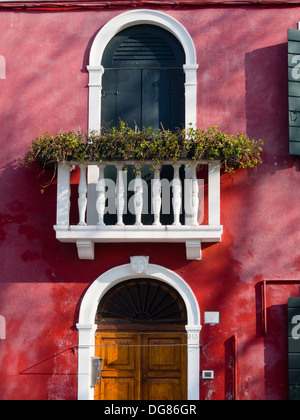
(54, 160, 223, 260)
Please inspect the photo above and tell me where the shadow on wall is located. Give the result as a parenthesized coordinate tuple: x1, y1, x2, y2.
(0, 160, 75, 281)
(219, 43, 300, 400)
(245, 42, 294, 174)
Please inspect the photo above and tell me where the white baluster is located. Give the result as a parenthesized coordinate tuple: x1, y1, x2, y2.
(134, 169, 143, 226)
(96, 164, 106, 226)
(116, 164, 125, 226)
(172, 164, 182, 226)
(186, 165, 199, 226)
(78, 165, 87, 226)
(152, 168, 162, 226)
(191, 166, 200, 226)
(56, 163, 71, 226)
(208, 162, 221, 226)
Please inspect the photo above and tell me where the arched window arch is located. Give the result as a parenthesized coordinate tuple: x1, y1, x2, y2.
(87, 10, 198, 132)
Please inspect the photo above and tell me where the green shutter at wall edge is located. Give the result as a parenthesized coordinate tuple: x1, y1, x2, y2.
(288, 29, 300, 155)
(288, 297, 300, 400)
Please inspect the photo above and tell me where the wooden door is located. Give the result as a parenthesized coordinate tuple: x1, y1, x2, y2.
(141, 333, 187, 400)
(94, 333, 140, 400)
(94, 331, 187, 401)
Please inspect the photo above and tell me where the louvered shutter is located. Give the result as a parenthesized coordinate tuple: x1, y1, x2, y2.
(288, 29, 300, 155)
(111, 30, 178, 66)
(288, 297, 300, 400)
(101, 25, 185, 131)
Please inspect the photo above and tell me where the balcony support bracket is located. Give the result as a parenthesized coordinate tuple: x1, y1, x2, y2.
(186, 240, 202, 261)
(76, 240, 95, 261)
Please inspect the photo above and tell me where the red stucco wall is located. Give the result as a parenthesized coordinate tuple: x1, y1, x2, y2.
(0, 6, 300, 400)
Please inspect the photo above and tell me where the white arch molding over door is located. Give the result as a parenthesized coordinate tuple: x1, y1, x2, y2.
(76, 259, 201, 400)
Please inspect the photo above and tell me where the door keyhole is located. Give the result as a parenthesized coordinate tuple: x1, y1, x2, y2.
(142, 373, 148, 384)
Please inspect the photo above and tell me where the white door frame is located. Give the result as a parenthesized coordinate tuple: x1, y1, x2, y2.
(76, 259, 201, 400)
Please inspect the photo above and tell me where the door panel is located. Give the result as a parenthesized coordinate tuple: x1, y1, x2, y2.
(95, 332, 187, 400)
(146, 337, 182, 371)
(100, 377, 135, 401)
(142, 69, 169, 129)
(169, 69, 185, 130)
(95, 333, 140, 400)
(101, 69, 118, 127)
(102, 337, 136, 371)
(102, 68, 185, 131)
(141, 334, 187, 400)
(148, 378, 181, 400)
(117, 69, 142, 129)
(102, 69, 142, 129)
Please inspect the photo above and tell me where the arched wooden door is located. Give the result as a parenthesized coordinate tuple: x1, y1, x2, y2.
(94, 279, 188, 401)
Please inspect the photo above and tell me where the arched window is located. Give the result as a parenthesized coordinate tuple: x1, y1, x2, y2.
(101, 25, 185, 131)
(87, 10, 198, 133)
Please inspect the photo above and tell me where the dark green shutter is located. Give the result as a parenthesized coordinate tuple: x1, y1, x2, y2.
(288, 297, 300, 400)
(288, 29, 300, 155)
(101, 25, 185, 226)
(101, 25, 185, 131)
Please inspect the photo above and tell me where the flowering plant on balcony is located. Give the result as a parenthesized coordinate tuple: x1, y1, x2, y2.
(21, 122, 263, 173)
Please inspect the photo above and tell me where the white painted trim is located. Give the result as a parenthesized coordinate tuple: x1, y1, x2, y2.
(89, 10, 197, 71)
(77, 261, 201, 400)
(55, 225, 223, 242)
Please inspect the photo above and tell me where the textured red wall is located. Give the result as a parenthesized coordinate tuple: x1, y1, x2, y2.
(0, 6, 300, 400)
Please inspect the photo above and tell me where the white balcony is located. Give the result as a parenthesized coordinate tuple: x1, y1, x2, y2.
(54, 160, 223, 260)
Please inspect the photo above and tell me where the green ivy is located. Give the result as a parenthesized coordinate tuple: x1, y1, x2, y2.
(21, 123, 264, 173)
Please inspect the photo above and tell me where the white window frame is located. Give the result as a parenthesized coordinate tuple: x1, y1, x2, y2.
(76, 260, 201, 400)
(87, 9, 198, 132)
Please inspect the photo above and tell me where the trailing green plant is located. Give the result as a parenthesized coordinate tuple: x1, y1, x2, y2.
(184, 124, 264, 172)
(21, 123, 263, 174)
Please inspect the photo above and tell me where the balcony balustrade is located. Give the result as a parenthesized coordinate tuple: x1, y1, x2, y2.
(54, 160, 223, 260)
